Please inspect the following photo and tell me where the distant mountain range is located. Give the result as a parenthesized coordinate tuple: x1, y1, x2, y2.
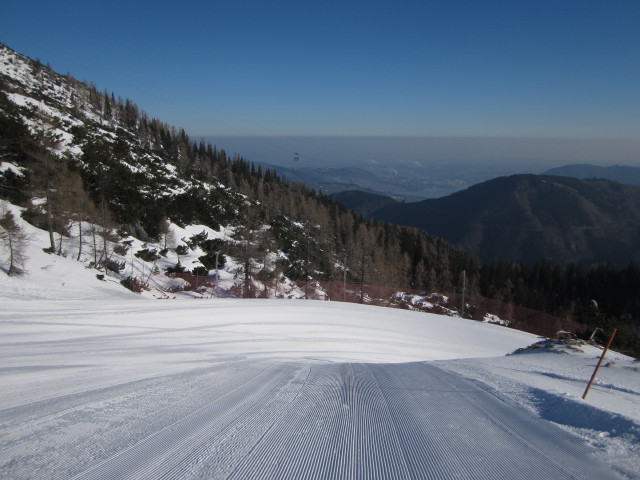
(253, 162, 502, 201)
(262, 162, 640, 209)
(256, 164, 389, 197)
(338, 174, 640, 266)
(543, 164, 640, 186)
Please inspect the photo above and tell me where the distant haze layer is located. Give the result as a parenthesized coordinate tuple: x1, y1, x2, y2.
(204, 136, 640, 170)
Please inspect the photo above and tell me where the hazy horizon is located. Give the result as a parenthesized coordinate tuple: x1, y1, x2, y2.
(203, 135, 640, 171)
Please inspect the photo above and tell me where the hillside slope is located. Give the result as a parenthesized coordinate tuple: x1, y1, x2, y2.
(372, 174, 640, 265)
(330, 190, 398, 217)
(0, 42, 480, 295)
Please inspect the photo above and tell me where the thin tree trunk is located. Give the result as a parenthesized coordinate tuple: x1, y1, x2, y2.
(359, 251, 365, 303)
(46, 197, 55, 252)
(102, 231, 108, 275)
(91, 224, 98, 266)
(7, 232, 14, 275)
(100, 198, 107, 275)
(76, 220, 83, 261)
(44, 154, 56, 253)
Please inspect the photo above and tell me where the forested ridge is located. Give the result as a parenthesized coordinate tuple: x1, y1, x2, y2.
(0, 43, 638, 356)
(371, 174, 640, 266)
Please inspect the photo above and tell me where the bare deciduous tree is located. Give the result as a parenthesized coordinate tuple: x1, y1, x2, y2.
(0, 208, 30, 275)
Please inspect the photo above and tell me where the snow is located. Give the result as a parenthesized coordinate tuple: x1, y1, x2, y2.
(1, 297, 636, 479)
(6, 92, 83, 155)
(438, 344, 640, 478)
(0, 162, 25, 176)
(483, 312, 510, 326)
(0, 294, 633, 478)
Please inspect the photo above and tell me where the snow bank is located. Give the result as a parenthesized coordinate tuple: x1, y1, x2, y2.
(437, 342, 640, 477)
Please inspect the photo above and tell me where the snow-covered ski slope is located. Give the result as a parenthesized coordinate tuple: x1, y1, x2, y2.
(1, 205, 639, 479)
(2, 361, 618, 480)
(2, 296, 639, 479)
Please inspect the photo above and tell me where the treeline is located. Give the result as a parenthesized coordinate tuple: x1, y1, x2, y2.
(201, 148, 640, 357)
(477, 261, 640, 356)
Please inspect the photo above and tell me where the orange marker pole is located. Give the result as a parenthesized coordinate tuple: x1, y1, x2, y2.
(582, 328, 617, 400)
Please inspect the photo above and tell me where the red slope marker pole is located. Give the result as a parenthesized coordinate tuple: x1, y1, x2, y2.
(582, 328, 617, 400)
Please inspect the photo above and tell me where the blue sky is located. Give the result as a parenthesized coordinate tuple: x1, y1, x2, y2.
(2, 0, 640, 164)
